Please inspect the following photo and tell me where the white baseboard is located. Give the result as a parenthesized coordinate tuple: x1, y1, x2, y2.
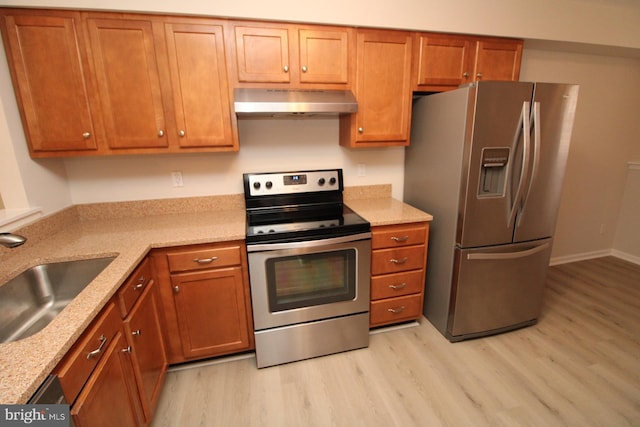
(610, 250, 640, 266)
(550, 249, 640, 266)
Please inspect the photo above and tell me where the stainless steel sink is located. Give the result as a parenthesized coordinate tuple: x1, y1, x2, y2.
(0, 257, 116, 343)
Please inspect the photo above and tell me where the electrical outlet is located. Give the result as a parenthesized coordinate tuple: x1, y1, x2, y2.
(171, 171, 184, 187)
(357, 163, 366, 177)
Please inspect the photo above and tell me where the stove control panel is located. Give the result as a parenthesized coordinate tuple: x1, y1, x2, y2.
(245, 169, 342, 197)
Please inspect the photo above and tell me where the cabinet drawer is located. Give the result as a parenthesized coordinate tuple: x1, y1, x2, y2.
(370, 294, 422, 327)
(167, 245, 242, 273)
(371, 245, 425, 275)
(372, 222, 428, 249)
(56, 302, 121, 404)
(117, 257, 152, 318)
(371, 269, 424, 300)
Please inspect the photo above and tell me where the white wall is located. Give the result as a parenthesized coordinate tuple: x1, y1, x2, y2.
(520, 49, 640, 260)
(64, 119, 405, 202)
(613, 165, 640, 263)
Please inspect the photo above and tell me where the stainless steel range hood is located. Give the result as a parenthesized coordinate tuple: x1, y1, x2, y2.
(234, 88, 358, 117)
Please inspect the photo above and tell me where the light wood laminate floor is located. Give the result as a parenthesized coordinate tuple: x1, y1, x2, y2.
(152, 256, 640, 427)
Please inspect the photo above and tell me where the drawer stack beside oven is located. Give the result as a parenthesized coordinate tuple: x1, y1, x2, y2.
(369, 222, 429, 327)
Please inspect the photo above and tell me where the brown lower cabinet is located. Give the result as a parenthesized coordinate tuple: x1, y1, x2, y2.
(151, 241, 254, 364)
(122, 282, 167, 424)
(71, 329, 144, 427)
(55, 258, 166, 427)
(369, 222, 429, 327)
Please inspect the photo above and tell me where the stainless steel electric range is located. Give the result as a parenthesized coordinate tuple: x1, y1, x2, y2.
(244, 169, 371, 368)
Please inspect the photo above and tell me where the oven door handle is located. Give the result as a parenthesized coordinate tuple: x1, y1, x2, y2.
(246, 232, 372, 252)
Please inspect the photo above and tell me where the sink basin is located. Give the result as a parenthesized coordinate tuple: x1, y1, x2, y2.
(0, 257, 115, 343)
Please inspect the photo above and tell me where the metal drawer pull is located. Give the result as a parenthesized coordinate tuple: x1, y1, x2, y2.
(387, 306, 406, 314)
(87, 334, 107, 360)
(121, 346, 132, 354)
(193, 256, 218, 264)
(390, 257, 408, 264)
(132, 329, 141, 336)
(391, 236, 409, 242)
(134, 276, 145, 290)
(389, 283, 407, 290)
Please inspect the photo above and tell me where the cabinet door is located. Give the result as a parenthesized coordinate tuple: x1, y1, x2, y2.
(0, 12, 100, 155)
(86, 16, 168, 150)
(171, 266, 251, 359)
(123, 282, 167, 424)
(234, 25, 291, 83)
(72, 331, 143, 427)
(413, 33, 473, 89)
(163, 21, 235, 149)
(298, 28, 350, 84)
(341, 29, 412, 147)
(473, 38, 523, 82)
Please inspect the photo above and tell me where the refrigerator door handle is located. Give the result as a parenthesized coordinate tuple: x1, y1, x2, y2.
(466, 242, 550, 261)
(517, 101, 541, 226)
(507, 101, 531, 228)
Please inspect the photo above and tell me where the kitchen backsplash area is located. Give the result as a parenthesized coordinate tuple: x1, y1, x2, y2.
(62, 118, 406, 204)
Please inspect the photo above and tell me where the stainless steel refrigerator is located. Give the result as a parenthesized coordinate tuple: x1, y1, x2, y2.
(404, 81, 579, 342)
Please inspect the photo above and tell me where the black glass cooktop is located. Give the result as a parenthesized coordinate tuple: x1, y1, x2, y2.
(245, 204, 370, 244)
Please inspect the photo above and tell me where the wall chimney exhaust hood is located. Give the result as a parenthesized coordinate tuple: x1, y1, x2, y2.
(234, 88, 358, 117)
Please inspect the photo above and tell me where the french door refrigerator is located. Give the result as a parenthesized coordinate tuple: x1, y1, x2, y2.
(404, 81, 579, 341)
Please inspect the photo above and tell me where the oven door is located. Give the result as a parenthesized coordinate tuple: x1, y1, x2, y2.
(247, 233, 371, 331)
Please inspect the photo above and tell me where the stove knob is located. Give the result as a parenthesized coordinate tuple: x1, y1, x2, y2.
(265, 181, 273, 189)
(318, 178, 326, 186)
(329, 177, 337, 185)
(253, 182, 261, 190)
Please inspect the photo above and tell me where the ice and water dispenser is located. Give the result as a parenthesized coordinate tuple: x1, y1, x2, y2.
(478, 147, 510, 197)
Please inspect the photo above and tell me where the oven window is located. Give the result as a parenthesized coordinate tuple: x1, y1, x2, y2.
(265, 249, 356, 312)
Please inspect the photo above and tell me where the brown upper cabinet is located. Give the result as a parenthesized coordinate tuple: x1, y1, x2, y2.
(1, 8, 523, 156)
(0, 10, 103, 156)
(85, 13, 238, 154)
(340, 29, 413, 148)
(0, 9, 238, 157)
(160, 20, 236, 149)
(412, 33, 523, 92)
(86, 16, 169, 151)
(229, 22, 354, 88)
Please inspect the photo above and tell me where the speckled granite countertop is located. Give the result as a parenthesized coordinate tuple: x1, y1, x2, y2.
(0, 187, 432, 404)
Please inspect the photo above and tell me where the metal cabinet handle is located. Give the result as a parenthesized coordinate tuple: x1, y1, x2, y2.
(121, 346, 132, 354)
(179, 130, 185, 137)
(193, 256, 218, 264)
(476, 73, 483, 79)
(134, 276, 145, 290)
(283, 65, 289, 73)
(173, 286, 180, 293)
(82, 132, 91, 139)
(301, 65, 308, 73)
(388, 283, 407, 290)
(132, 329, 141, 336)
(391, 236, 409, 242)
(86, 334, 107, 360)
(158, 130, 165, 137)
(463, 72, 469, 78)
(387, 306, 406, 314)
(390, 257, 408, 264)
(358, 127, 364, 133)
